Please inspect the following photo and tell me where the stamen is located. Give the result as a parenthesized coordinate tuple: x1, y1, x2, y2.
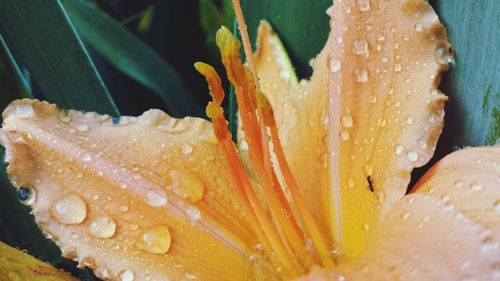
(257, 92, 335, 268)
(195, 62, 301, 276)
(215, 30, 312, 268)
(230, 0, 278, 216)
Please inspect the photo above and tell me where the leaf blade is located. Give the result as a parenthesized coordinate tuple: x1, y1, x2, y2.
(61, 0, 203, 117)
(0, 0, 118, 115)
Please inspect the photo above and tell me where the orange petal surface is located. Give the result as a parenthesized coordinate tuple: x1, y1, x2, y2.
(0, 241, 76, 281)
(255, 0, 451, 257)
(0, 99, 275, 281)
(414, 145, 500, 237)
(297, 194, 500, 281)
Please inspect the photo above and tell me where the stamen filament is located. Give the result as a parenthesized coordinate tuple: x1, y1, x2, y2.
(258, 92, 334, 268)
(195, 62, 301, 277)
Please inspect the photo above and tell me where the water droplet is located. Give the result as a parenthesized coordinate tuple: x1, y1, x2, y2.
(341, 115, 353, 128)
(169, 170, 205, 203)
(395, 145, 405, 155)
(494, 200, 500, 213)
(414, 23, 423, 32)
(119, 270, 135, 281)
(405, 116, 414, 124)
(82, 154, 92, 162)
(376, 117, 386, 127)
(240, 139, 249, 151)
(181, 144, 193, 155)
(394, 63, 402, 72)
(347, 179, 355, 188)
(186, 206, 201, 221)
(363, 163, 374, 176)
(356, 0, 370, 11)
(184, 273, 198, 280)
(340, 130, 350, 141)
(352, 39, 369, 56)
(368, 95, 377, 104)
(137, 225, 171, 254)
(335, 36, 344, 44)
(50, 193, 87, 224)
(18, 187, 36, 205)
(89, 216, 116, 239)
(406, 151, 418, 162)
(77, 124, 88, 132)
(469, 182, 483, 192)
(15, 104, 33, 118)
(157, 119, 188, 133)
(434, 43, 454, 65)
(146, 189, 167, 207)
(453, 179, 463, 187)
(329, 57, 342, 72)
(58, 111, 71, 123)
(401, 211, 410, 220)
(363, 223, 370, 231)
(321, 111, 330, 125)
(354, 68, 368, 83)
(440, 194, 450, 203)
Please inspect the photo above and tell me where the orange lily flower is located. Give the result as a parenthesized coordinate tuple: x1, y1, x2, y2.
(0, 0, 499, 280)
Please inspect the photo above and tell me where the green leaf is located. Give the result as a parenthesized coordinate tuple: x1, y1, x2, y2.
(433, 0, 500, 146)
(61, 0, 203, 117)
(0, 34, 31, 100)
(0, 0, 118, 116)
(242, 0, 331, 78)
(0, 31, 63, 269)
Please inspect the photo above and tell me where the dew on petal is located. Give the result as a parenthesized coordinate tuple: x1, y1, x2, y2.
(356, 0, 370, 11)
(434, 43, 454, 65)
(468, 182, 484, 192)
(137, 225, 171, 254)
(395, 145, 405, 155)
(119, 270, 135, 281)
(414, 22, 423, 32)
(330, 57, 342, 72)
(354, 68, 368, 83)
(15, 104, 33, 118)
(340, 130, 350, 141)
(157, 119, 188, 133)
(50, 193, 87, 224)
(401, 211, 410, 220)
(341, 115, 353, 128)
(169, 169, 205, 203)
(494, 200, 500, 213)
(186, 206, 201, 221)
(146, 189, 167, 207)
(406, 151, 418, 162)
(77, 124, 88, 132)
(181, 144, 193, 155)
(352, 39, 369, 56)
(89, 216, 116, 239)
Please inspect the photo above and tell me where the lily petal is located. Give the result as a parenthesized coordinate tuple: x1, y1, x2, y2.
(255, 0, 451, 257)
(0, 241, 76, 281)
(0, 99, 274, 280)
(414, 145, 500, 237)
(297, 194, 500, 281)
